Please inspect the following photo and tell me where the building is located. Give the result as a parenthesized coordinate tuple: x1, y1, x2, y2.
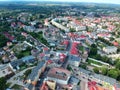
(78, 67, 120, 88)
(47, 67, 71, 84)
(0, 63, 15, 78)
(70, 42, 79, 56)
(86, 38, 94, 46)
(75, 26, 86, 31)
(25, 61, 46, 90)
(88, 81, 108, 90)
(51, 18, 69, 32)
(103, 46, 117, 54)
(68, 55, 81, 67)
(40, 80, 56, 90)
(10, 55, 36, 70)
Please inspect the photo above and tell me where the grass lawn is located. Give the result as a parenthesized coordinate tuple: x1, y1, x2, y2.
(88, 59, 102, 66)
(22, 51, 30, 56)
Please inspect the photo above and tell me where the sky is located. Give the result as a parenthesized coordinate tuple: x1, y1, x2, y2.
(0, 0, 120, 4)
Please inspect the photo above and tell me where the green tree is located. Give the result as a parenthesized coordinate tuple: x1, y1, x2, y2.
(89, 44, 97, 55)
(101, 67, 108, 75)
(108, 69, 119, 79)
(115, 61, 120, 70)
(0, 77, 7, 90)
(93, 67, 99, 74)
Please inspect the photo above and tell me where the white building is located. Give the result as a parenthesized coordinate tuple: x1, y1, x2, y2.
(51, 18, 69, 32)
(0, 63, 15, 78)
(75, 26, 86, 31)
(103, 46, 117, 54)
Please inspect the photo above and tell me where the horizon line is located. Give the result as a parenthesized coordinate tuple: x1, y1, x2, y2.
(0, 0, 120, 5)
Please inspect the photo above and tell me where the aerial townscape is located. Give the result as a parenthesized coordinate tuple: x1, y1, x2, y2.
(1, 0, 120, 90)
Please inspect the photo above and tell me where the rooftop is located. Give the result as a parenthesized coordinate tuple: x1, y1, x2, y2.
(27, 61, 46, 81)
(70, 42, 79, 55)
(68, 55, 81, 62)
(47, 67, 71, 81)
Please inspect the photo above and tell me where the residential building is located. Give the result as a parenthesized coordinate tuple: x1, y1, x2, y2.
(10, 55, 36, 70)
(68, 55, 81, 67)
(40, 80, 56, 90)
(86, 38, 94, 46)
(103, 46, 117, 54)
(47, 67, 71, 84)
(25, 61, 46, 90)
(0, 63, 15, 78)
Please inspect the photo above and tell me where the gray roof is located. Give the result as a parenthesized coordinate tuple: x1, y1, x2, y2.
(68, 55, 81, 62)
(25, 83, 34, 90)
(10, 59, 23, 68)
(10, 55, 35, 68)
(27, 61, 45, 81)
(116, 82, 120, 88)
(79, 67, 91, 75)
(93, 74, 116, 85)
(79, 67, 118, 86)
(22, 56, 35, 63)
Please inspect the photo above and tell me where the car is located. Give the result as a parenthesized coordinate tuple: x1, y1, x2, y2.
(98, 83, 103, 86)
(76, 74, 79, 76)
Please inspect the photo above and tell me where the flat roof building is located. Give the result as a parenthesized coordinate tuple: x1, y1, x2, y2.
(47, 67, 71, 85)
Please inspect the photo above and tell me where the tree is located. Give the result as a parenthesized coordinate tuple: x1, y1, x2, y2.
(89, 44, 97, 56)
(101, 67, 108, 75)
(24, 69, 32, 79)
(115, 61, 120, 70)
(93, 67, 99, 74)
(108, 69, 119, 79)
(0, 77, 7, 90)
(102, 56, 109, 62)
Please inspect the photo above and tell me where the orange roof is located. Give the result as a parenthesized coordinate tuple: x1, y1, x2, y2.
(113, 42, 119, 46)
(63, 40, 69, 46)
(40, 82, 49, 90)
(70, 42, 79, 55)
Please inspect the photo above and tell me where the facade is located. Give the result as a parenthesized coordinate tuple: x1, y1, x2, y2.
(103, 46, 117, 54)
(25, 61, 46, 90)
(68, 55, 81, 67)
(10, 55, 36, 70)
(0, 63, 15, 78)
(86, 38, 94, 45)
(47, 67, 71, 85)
(51, 18, 69, 32)
(40, 80, 56, 90)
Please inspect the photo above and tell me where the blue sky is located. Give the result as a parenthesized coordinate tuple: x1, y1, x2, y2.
(0, 0, 120, 4)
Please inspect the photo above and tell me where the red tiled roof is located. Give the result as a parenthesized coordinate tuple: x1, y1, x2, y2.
(43, 47, 49, 51)
(79, 35, 86, 38)
(63, 40, 69, 46)
(70, 42, 79, 55)
(88, 81, 107, 90)
(47, 60, 53, 64)
(60, 53, 66, 59)
(113, 42, 119, 46)
(40, 82, 49, 90)
(68, 33, 78, 38)
(4, 32, 14, 41)
(39, 53, 45, 57)
(97, 33, 110, 37)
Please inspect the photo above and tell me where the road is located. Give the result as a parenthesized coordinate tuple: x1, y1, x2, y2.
(61, 40, 72, 68)
(7, 66, 35, 88)
(80, 80, 88, 90)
